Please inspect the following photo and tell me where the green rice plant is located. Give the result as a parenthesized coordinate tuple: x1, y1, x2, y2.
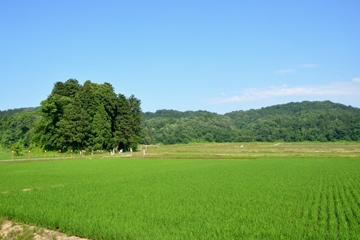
(1, 156, 360, 239)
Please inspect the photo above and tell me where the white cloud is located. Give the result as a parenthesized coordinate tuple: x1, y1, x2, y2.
(275, 63, 318, 75)
(299, 64, 318, 68)
(352, 78, 360, 83)
(275, 69, 295, 75)
(209, 81, 360, 104)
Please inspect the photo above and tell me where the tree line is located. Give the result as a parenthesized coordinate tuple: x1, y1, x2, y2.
(1, 91, 360, 151)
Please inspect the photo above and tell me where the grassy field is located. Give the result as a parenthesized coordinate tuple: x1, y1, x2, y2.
(0, 142, 360, 239)
(1, 142, 359, 161)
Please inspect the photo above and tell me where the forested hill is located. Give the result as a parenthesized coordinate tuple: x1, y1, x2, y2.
(226, 101, 359, 120)
(141, 101, 360, 144)
(143, 109, 219, 119)
(0, 107, 40, 149)
(0, 107, 39, 118)
(225, 101, 359, 128)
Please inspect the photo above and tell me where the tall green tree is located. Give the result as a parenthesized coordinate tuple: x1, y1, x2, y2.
(57, 102, 90, 150)
(92, 104, 113, 150)
(51, 79, 81, 98)
(128, 95, 142, 147)
(114, 94, 133, 150)
(33, 94, 72, 150)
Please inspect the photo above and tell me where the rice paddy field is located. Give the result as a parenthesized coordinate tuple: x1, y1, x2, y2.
(0, 142, 360, 239)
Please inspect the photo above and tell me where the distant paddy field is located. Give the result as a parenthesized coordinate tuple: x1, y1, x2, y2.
(1, 142, 360, 239)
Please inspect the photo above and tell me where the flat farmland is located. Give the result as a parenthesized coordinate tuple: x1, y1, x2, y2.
(1, 143, 360, 239)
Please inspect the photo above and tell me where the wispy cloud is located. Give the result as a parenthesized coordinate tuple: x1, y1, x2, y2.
(299, 64, 318, 68)
(209, 80, 360, 104)
(275, 64, 318, 75)
(275, 69, 295, 75)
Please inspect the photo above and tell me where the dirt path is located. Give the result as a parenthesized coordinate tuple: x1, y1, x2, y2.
(0, 220, 89, 240)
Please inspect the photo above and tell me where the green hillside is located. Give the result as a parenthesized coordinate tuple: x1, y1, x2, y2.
(142, 101, 360, 144)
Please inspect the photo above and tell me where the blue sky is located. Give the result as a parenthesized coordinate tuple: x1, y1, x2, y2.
(1, 0, 359, 114)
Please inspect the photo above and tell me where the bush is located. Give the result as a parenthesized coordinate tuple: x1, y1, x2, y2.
(11, 142, 23, 156)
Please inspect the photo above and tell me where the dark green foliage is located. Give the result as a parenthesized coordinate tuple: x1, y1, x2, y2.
(39, 79, 141, 151)
(142, 114, 239, 144)
(91, 104, 112, 150)
(143, 109, 218, 119)
(105, 94, 141, 150)
(3, 79, 143, 151)
(51, 79, 81, 98)
(142, 101, 360, 144)
(2, 99, 360, 148)
(0, 108, 39, 149)
(57, 102, 90, 150)
(128, 95, 142, 148)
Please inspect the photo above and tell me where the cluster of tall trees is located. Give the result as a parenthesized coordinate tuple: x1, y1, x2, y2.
(141, 101, 360, 144)
(32, 79, 142, 151)
(0, 79, 142, 152)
